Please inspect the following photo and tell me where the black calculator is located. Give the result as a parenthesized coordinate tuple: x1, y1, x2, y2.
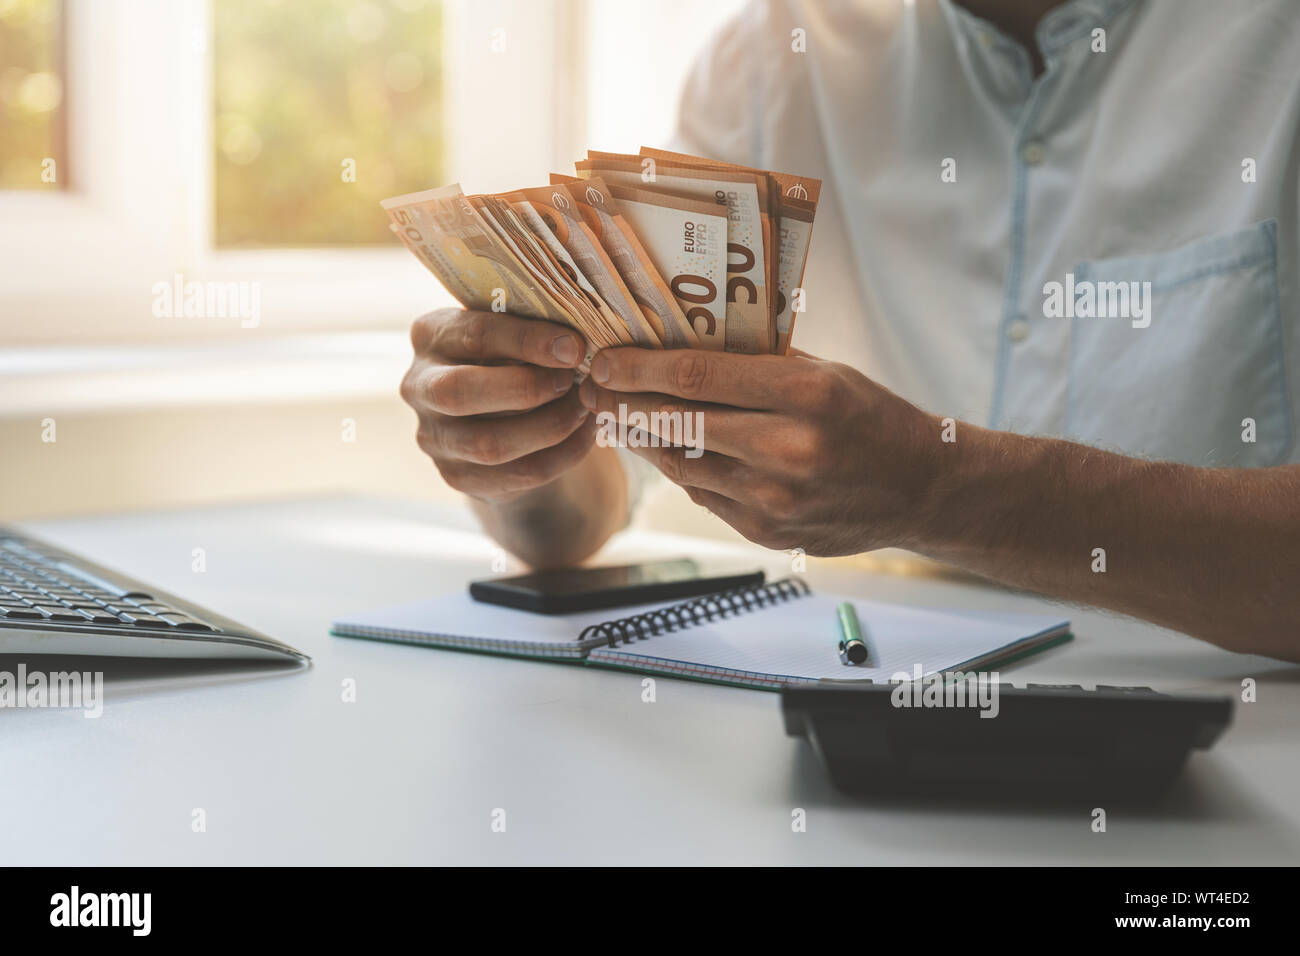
(782, 682, 1233, 801)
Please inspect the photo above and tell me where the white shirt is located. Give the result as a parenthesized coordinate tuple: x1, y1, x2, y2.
(662, 0, 1299, 472)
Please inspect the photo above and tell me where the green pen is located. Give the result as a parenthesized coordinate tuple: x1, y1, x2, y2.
(836, 601, 871, 666)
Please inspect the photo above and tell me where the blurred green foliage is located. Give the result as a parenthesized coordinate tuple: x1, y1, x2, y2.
(214, 0, 444, 247)
(0, 0, 63, 190)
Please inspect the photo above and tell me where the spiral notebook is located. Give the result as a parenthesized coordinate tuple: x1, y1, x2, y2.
(332, 578, 1071, 691)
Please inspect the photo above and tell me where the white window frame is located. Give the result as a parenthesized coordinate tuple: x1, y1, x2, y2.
(0, 0, 584, 346)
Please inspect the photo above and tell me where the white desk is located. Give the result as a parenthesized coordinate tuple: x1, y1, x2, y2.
(4, 496, 1298, 865)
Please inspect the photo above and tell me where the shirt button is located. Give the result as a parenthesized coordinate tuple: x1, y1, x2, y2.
(1006, 318, 1030, 342)
(1021, 142, 1045, 165)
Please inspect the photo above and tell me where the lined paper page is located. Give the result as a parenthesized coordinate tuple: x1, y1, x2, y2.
(586, 594, 1068, 684)
(333, 592, 683, 658)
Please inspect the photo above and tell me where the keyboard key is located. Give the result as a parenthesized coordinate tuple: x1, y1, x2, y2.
(50, 561, 129, 598)
(0, 607, 43, 620)
(118, 612, 166, 627)
(34, 605, 88, 622)
(157, 615, 215, 632)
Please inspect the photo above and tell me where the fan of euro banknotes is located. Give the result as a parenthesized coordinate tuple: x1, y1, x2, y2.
(381, 148, 821, 362)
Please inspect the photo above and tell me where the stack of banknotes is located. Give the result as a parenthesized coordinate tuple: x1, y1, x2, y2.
(382, 148, 821, 359)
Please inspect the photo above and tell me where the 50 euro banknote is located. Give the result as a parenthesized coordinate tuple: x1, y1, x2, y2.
(382, 151, 819, 356)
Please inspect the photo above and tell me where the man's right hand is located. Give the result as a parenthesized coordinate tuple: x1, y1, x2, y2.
(400, 308, 596, 503)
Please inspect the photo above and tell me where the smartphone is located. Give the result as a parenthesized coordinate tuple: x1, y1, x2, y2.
(468, 559, 765, 615)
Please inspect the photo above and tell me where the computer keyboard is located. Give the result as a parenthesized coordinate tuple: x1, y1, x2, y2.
(782, 680, 1232, 800)
(0, 528, 308, 663)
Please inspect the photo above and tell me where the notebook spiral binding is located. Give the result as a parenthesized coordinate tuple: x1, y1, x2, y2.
(578, 577, 811, 648)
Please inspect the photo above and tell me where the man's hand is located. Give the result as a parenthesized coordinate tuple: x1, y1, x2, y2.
(402, 308, 629, 569)
(578, 347, 943, 555)
(579, 345, 1300, 661)
(401, 308, 595, 502)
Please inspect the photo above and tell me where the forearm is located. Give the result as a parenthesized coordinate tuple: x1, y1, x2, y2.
(469, 444, 627, 569)
(917, 425, 1300, 659)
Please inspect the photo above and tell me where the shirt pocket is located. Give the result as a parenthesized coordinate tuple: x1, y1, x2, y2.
(1064, 220, 1291, 467)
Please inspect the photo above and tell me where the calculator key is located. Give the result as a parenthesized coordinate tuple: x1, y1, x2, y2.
(1096, 685, 1159, 695)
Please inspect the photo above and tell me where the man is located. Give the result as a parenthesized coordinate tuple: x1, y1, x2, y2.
(400, 0, 1300, 660)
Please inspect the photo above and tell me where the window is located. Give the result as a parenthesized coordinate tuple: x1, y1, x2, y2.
(0, 0, 742, 348)
(0, 0, 753, 520)
(0, 0, 65, 190)
(212, 0, 444, 246)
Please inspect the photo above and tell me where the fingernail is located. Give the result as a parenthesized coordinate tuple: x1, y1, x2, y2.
(551, 335, 579, 365)
(591, 353, 610, 383)
(553, 370, 573, 392)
